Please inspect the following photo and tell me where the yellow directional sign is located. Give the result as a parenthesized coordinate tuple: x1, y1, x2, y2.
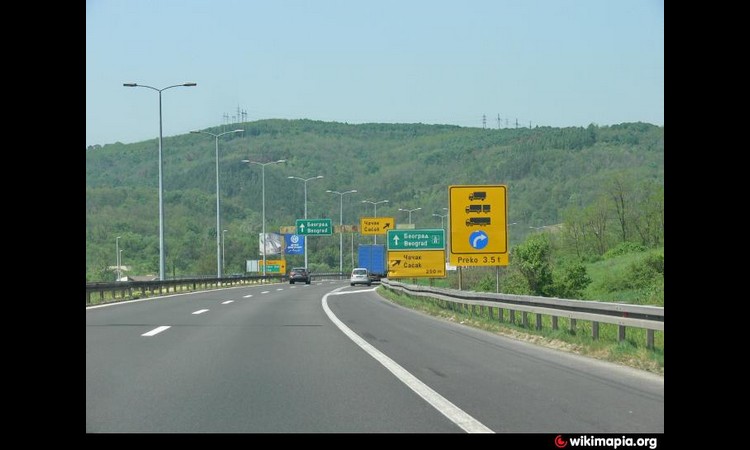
(449, 185, 509, 266)
(360, 217, 396, 235)
(259, 259, 286, 274)
(387, 250, 446, 278)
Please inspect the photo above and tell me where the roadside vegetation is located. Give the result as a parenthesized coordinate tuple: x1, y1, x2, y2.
(377, 284, 663, 376)
(87, 120, 662, 281)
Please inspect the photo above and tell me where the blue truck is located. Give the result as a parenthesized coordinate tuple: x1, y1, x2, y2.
(357, 244, 387, 281)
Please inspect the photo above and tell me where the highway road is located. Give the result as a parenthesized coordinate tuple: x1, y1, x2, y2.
(86, 280, 664, 433)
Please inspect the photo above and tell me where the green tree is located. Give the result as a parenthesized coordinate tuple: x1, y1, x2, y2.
(512, 233, 554, 296)
(608, 173, 633, 243)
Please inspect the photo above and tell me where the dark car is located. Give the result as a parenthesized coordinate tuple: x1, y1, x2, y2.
(289, 267, 311, 284)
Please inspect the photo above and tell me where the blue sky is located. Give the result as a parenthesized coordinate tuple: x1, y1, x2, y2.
(86, 0, 663, 147)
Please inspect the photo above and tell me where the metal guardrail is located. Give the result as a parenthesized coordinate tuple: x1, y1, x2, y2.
(380, 279, 664, 349)
(85, 275, 278, 305)
(85, 272, 348, 305)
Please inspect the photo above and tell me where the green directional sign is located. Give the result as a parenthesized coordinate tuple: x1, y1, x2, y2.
(296, 218, 333, 236)
(387, 228, 445, 250)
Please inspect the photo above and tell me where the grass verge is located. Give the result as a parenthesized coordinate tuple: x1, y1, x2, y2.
(376, 286, 663, 376)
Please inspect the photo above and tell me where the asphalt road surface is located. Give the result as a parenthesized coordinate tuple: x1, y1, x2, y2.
(86, 280, 664, 433)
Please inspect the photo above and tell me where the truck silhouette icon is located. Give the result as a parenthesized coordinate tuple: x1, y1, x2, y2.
(468, 191, 486, 201)
(466, 217, 491, 226)
(465, 204, 491, 213)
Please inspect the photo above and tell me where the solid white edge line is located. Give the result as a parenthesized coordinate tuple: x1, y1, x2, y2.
(141, 326, 171, 337)
(322, 288, 494, 434)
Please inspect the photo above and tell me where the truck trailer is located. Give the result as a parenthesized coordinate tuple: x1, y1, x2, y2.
(357, 244, 387, 281)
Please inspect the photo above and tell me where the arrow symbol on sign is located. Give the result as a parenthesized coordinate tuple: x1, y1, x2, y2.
(391, 260, 401, 267)
(472, 233, 487, 248)
(383, 223, 390, 230)
(300, 224, 305, 232)
(393, 235, 400, 246)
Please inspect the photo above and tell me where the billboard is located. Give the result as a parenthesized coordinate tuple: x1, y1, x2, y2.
(259, 233, 283, 256)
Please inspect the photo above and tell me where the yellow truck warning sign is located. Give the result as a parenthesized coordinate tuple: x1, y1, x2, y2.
(449, 185, 509, 266)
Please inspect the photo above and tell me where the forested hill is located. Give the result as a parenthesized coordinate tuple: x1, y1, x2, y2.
(85, 120, 664, 280)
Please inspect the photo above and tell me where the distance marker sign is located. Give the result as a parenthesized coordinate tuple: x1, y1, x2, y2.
(387, 250, 446, 278)
(449, 185, 508, 266)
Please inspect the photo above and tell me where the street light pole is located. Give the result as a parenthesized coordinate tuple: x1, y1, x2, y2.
(399, 207, 422, 225)
(362, 199, 388, 244)
(119, 249, 123, 279)
(432, 212, 447, 229)
(222, 229, 228, 273)
(115, 236, 121, 281)
(288, 175, 324, 268)
(124, 82, 197, 280)
(327, 189, 357, 276)
(191, 129, 244, 279)
(243, 159, 286, 277)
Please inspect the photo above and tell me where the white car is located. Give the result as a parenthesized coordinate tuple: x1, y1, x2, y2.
(350, 268, 371, 286)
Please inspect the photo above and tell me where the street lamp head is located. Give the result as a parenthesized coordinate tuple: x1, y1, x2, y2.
(316, 175, 324, 179)
(123, 83, 137, 87)
(276, 159, 286, 164)
(183, 82, 197, 87)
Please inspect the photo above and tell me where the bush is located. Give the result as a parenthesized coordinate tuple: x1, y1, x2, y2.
(475, 275, 497, 293)
(626, 252, 664, 289)
(552, 261, 592, 299)
(500, 270, 533, 295)
(603, 241, 647, 259)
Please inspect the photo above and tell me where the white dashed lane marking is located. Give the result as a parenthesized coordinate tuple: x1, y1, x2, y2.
(192, 309, 210, 315)
(222, 300, 234, 304)
(141, 326, 171, 337)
